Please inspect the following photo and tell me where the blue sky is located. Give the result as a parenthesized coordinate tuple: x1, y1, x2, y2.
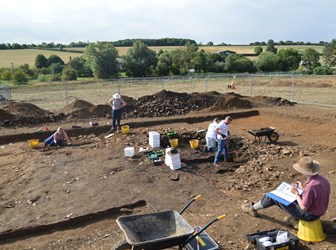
(1, 0, 335, 45)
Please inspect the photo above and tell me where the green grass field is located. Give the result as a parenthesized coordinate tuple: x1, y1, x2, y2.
(0, 45, 324, 68)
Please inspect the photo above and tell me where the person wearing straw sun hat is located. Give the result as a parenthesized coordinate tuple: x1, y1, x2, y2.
(108, 92, 127, 133)
(241, 157, 330, 229)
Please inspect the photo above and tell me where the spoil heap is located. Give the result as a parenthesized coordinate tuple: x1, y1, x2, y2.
(1, 91, 293, 126)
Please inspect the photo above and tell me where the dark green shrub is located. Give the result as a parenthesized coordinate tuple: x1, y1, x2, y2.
(37, 74, 48, 82)
(13, 70, 28, 84)
(62, 67, 77, 81)
(49, 74, 61, 81)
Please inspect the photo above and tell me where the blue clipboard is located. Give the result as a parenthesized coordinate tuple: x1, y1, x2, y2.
(265, 192, 291, 206)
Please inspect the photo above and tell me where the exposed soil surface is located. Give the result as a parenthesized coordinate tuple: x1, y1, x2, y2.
(0, 91, 336, 250)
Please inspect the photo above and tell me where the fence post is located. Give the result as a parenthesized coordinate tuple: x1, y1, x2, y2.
(205, 75, 209, 92)
(249, 74, 253, 97)
(161, 77, 165, 90)
(64, 81, 68, 104)
(117, 79, 121, 93)
(291, 73, 295, 102)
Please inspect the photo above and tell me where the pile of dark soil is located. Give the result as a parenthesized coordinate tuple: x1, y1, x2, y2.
(4, 101, 52, 117)
(1, 101, 63, 126)
(251, 96, 293, 107)
(59, 99, 95, 118)
(0, 109, 14, 122)
(1, 91, 293, 127)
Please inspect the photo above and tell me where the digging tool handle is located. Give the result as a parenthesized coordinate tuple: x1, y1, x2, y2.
(183, 214, 226, 247)
(179, 195, 201, 215)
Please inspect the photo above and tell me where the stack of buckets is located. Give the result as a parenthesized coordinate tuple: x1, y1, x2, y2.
(149, 131, 160, 148)
(165, 148, 181, 170)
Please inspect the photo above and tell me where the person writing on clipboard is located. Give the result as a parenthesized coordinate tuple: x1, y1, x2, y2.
(241, 157, 330, 229)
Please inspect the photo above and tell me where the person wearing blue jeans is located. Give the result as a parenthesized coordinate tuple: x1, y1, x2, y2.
(112, 108, 123, 130)
(213, 116, 232, 166)
(108, 93, 127, 133)
(44, 127, 71, 147)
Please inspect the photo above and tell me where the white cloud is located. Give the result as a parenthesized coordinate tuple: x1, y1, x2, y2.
(0, 0, 335, 44)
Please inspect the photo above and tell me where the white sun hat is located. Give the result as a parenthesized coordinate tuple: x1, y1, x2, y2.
(113, 93, 121, 99)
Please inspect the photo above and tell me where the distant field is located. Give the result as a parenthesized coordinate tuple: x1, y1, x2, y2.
(64, 45, 324, 56)
(0, 49, 82, 68)
(0, 45, 324, 68)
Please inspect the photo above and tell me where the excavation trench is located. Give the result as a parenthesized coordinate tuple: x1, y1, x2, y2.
(0, 200, 146, 242)
(0, 110, 259, 145)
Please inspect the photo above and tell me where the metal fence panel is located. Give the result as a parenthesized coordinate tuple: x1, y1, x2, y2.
(0, 86, 11, 103)
(7, 74, 336, 111)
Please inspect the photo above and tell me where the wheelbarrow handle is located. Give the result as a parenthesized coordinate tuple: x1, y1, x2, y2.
(183, 214, 226, 247)
(179, 195, 201, 215)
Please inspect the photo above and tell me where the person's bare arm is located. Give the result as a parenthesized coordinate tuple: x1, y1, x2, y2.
(63, 131, 70, 142)
(215, 127, 226, 138)
(290, 185, 308, 211)
(53, 132, 58, 144)
(108, 98, 113, 107)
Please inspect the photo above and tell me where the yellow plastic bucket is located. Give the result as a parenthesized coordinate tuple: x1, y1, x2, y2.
(189, 139, 199, 149)
(297, 219, 326, 242)
(121, 125, 129, 134)
(169, 139, 178, 148)
(28, 139, 39, 148)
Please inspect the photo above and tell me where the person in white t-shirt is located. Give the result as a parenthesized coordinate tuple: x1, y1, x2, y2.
(213, 116, 232, 166)
(107, 93, 127, 133)
(204, 118, 219, 152)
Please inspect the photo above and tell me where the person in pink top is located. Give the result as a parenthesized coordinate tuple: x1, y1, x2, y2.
(44, 127, 71, 147)
(241, 157, 330, 229)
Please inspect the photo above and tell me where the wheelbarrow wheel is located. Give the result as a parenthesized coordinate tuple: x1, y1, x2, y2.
(268, 131, 279, 143)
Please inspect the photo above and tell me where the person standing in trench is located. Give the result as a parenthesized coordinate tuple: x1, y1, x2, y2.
(108, 93, 127, 133)
(213, 116, 232, 166)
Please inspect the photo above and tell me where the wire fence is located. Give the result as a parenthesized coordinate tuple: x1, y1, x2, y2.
(2, 73, 336, 111)
(0, 86, 11, 103)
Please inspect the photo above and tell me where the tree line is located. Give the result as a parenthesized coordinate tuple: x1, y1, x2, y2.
(1, 39, 335, 84)
(0, 38, 329, 50)
(0, 38, 197, 50)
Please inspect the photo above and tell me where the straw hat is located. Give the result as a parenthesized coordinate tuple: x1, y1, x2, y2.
(293, 157, 320, 175)
(113, 93, 121, 99)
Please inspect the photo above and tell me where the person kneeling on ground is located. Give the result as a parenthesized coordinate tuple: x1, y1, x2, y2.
(204, 118, 219, 152)
(241, 157, 330, 229)
(44, 127, 71, 147)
